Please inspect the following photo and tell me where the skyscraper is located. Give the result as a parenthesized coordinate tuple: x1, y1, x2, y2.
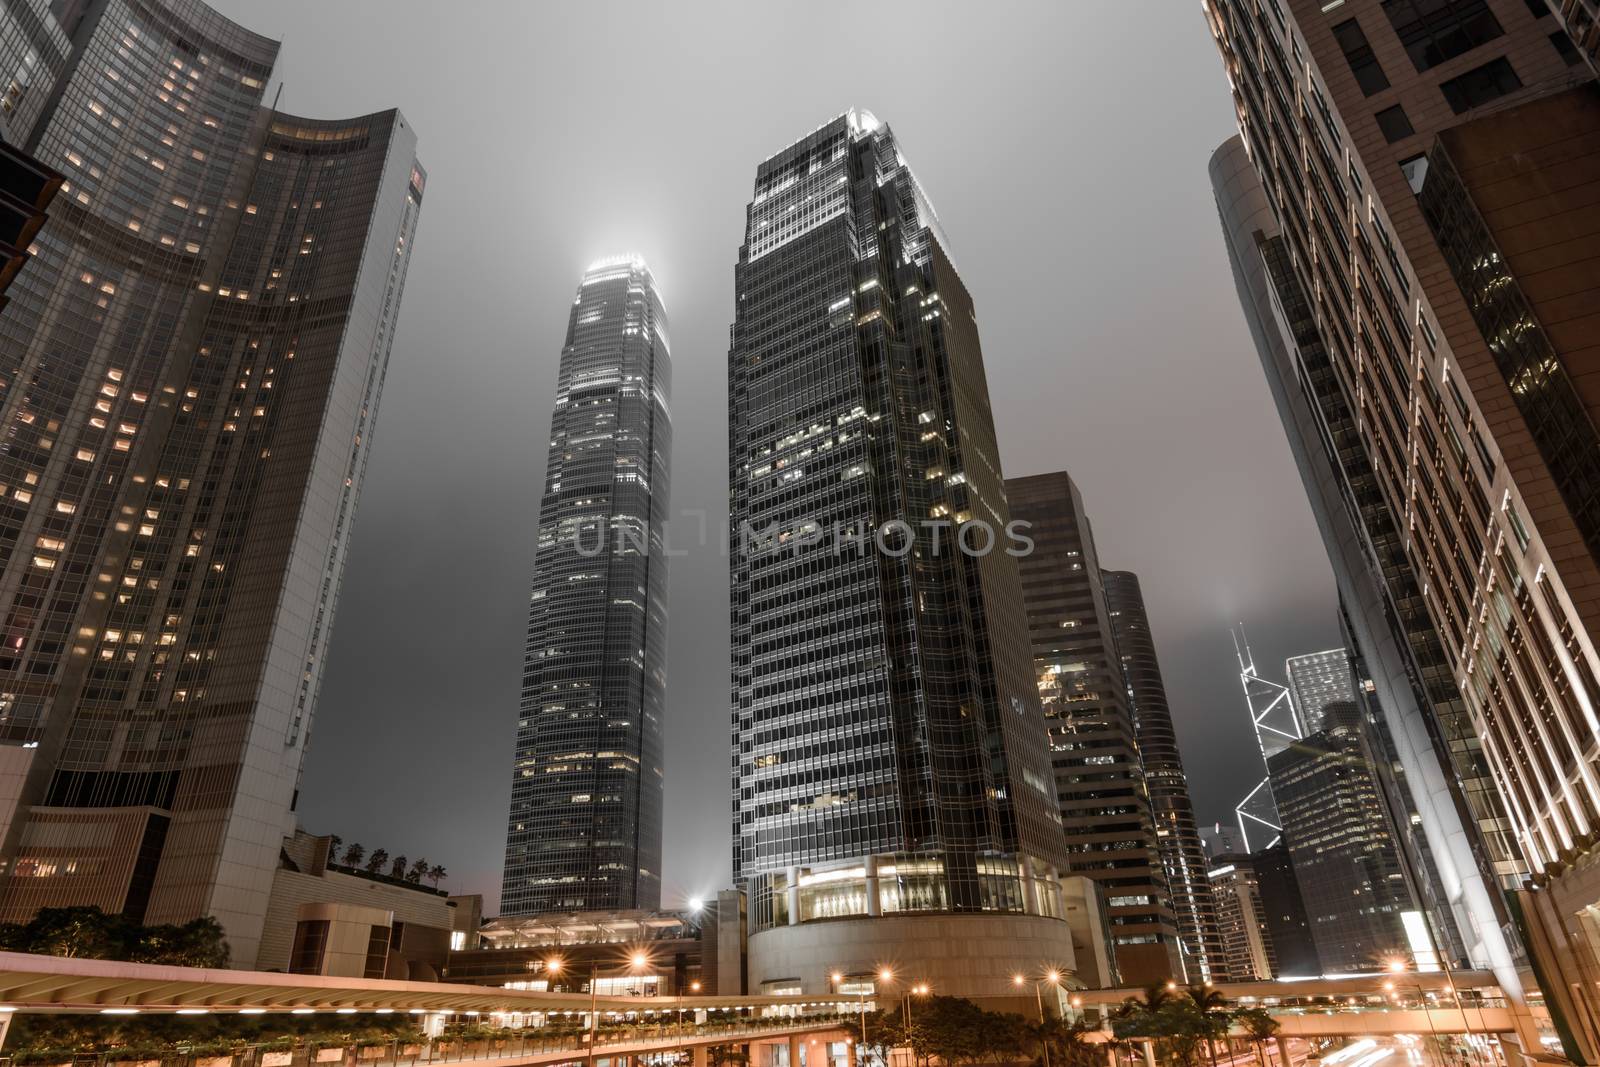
(1210, 131, 1520, 988)
(1285, 648, 1356, 732)
(502, 255, 670, 916)
(0, 0, 423, 966)
(1267, 703, 1415, 972)
(1210, 845, 1321, 979)
(728, 109, 1075, 1001)
(1206, 854, 1274, 980)
(1204, 0, 1600, 1047)
(1103, 570, 1228, 983)
(1009, 472, 1182, 985)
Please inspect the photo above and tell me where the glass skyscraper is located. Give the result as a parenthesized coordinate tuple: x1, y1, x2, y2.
(728, 109, 1075, 1000)
(502, 256, 669, 916)
(1203, 0, 1600, 1042)
(1103, 569, 1227, 983)
(1007, 472, 1183, 986)
(0, 0, 423, 967)
(1284, 648, 1355, 732)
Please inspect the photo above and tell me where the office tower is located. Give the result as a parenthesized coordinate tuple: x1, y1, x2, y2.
(728, 109, 1075, 1001)
(1207, 854, 1275, 980)
(1285, 648, 1356, 731)
(1231, 636, 1296, 851)
(1268, 702, 1416, 972)
(1198, 822, 1246, 860)
(1250, 843, 1321, 977)
(1211, 132, 1521, 986)
(502, 256, 670, 916)
(0, 0, 423, 967)
(1009, 472, 1182, 985)
(1285, 645, 1465, 964)
(1102, 570, 1228, 982)
(1204, 0, 1600, 1047)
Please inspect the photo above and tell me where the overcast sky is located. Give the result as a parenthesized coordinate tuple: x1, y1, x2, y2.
(208, 0, 1343, 912)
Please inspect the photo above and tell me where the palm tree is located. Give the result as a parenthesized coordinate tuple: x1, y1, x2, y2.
(429, 864, 447, 888)
(1184, 986, 1232, 1067)
(408, 858, 429, 884)
(365, 847, 389, 874)
(328, 834, 343, 864)
(342, 843, 366, 868)
(1234, 1007, 1280, 1067)
(389, 854, 409, 880)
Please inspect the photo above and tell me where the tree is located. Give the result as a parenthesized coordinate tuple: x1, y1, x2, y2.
(365, 848, 389, 874)
(1184, 985, 1232, 1067)
(130, 916, 230, 968)
(342, 843, 366, 868)
(407, 859, 429, 884)
(1111, 986, 1219, 1067)
(25, 907, 125, 958)
(428, 864, 447, 888)
(327, 834, 343, 864)
(1234, 1007, 1281, 1067)
(389, 854, 409, 880)
(1039, 1017, 1101, 1067)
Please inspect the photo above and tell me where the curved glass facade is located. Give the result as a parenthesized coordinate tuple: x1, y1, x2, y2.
(0, 0, 423, 966)
(502, 256, 670, 915)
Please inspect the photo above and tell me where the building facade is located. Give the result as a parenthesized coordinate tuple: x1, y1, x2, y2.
(1008, 473, 1182, 986)
(266, 830, 473, 980)
(1250, 843, 1321, 977)
(1203, 0, 1600, 1049)
(1207, 854, 1276, 980)
(1267, 701, 1417, 971)
(1210, 129, 1523, 989)
(502, 256, 670, 917)
(1285, 648, 1356, 730)
(727, 109, 1076, 1003)
(1103, 569, 1228, 982)
(446, 910, 706, 996)
(0, 0, 422, 968)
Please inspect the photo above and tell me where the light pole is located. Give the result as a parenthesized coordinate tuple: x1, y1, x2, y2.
(834, 971, 872, 1067)
(1015, 971, 1062, 1067)
(1387, 962, 1443, 1067)
(903, 984, 929, 1032)
(549, 952, 650, 1067)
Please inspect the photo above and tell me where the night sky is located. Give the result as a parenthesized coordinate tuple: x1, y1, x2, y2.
(207, 1, 1343, 912)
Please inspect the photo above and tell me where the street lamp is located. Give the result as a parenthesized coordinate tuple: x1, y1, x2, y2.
(834, 970, 879, 1067)
(904, 983, 929, 1031)
(1015, 970, 1062, 1067)
(1388, 960, 1444, 1062)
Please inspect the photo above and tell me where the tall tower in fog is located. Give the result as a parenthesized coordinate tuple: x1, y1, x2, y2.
(502, 256, 670, 916)
(1103, 570, 1230, 982)
(0, 0, 423, 966)
(727, 110, 1075, 1000)
(1007, 471, 1183, 986)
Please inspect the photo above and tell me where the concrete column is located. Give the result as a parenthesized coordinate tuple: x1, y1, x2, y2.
(865, 856, 881, 917)
(787, 866, 801, 926)
(1275, 1037, 1291, 1067)
(847, 1039, 859, 1067)
(1021, 855, 1038, 914)
(692, 1048, 708, 1067)
(789, 1034, 802, 1067)
(1106, 1045, 1119, 1067)
(1143, 1040, 1158, 1067)
(0, 1015, 12, 1052)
